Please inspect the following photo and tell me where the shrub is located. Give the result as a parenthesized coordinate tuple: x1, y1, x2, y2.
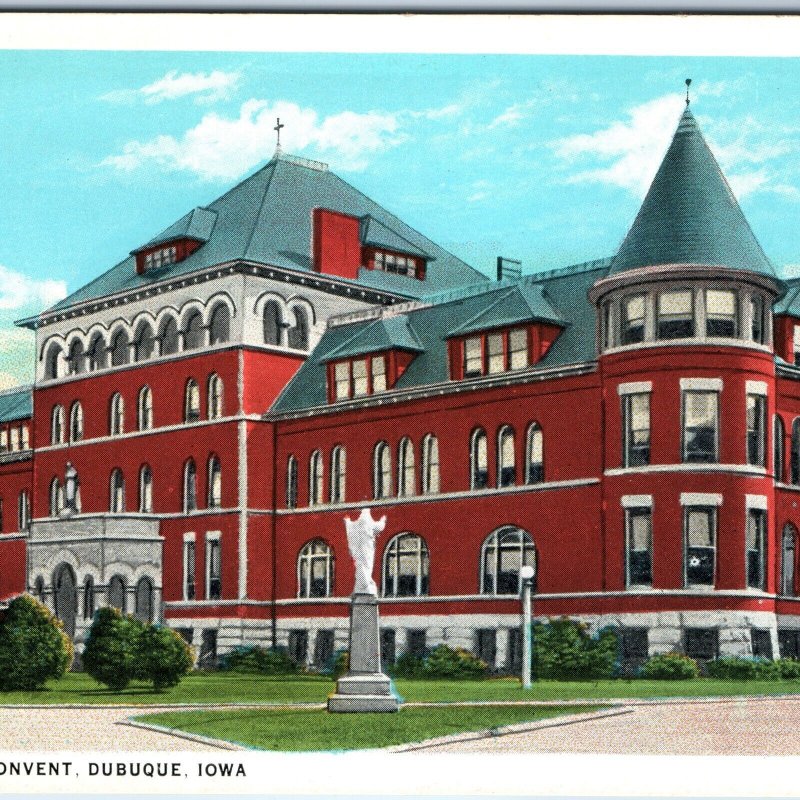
(135, 625, 194, 691)
(332, 649, 349, 679)
(221, 645, 296, 675)
(776, 658, 800, 680)
(706, 656, 779, 681)
(0, 594, 73, 691)
(391, 651, 426, 679)
(421, 645, 488, 680)
(82, 608, 144, 691)
(532, 618, 618, 680)
(639, 652, 700, 680)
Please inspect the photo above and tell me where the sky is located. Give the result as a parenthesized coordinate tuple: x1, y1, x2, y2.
(3, 50, 800, 387)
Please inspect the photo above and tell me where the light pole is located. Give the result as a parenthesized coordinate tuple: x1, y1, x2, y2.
(520, 564, 535, 689)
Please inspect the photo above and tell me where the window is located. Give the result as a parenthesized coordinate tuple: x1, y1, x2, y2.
(684, 628, 718, 661)
(487, 333, 504, 374)
(793, 419, 800, 485)
(288, 630, 308, 666)
(309, 450, 323, 506)
(497, 426, 516, 487)
(526, 423, 544, 484)
(476, 629, 497, 668)
(297, 539, 334, 598)
(334, 362, 350, 401)
(109, 393, 124, 436)
(371, 356, 387, 392)
(0, 429, 7, 453)
(44, 343, 62, 380)
(207, 374, 223, 419)
(133, 322, 156, 361)
(464, 337, 483, 377)
(657, 290, 693, 339)
(398, 437, 416, 497)
(51, 405, 64, 445)
(795, 325, 800, 367)
(139, 464, 153, 513)
(622, 393, 650, 467)
(780, 630, 800, 659)
(183, 537, 196, 600)
(746, 507, 767, 590)
(183, 459, 197, 512)
(263, 300, 282, 346)
(286, 455, 298, 509)
(314, 630, 335, 670)
(471, 428, 488, 489)
(17, 491, 29, 531)
(68, 340, 85, 375)
(625, 507, 652, 586)
(746, 393, 766, 467)
(19, 424, 28, 451)
(83, 577, 94, 620)
(143, 245, 177, 270)
(184, 311, 204, 350)
(381, 629, 396, 667)
(373, 250, 419, 277)
(776, 416, 785, 482)
(138, 386, 153, 431)
(0, 498, 4, 533)
(209, 303, 230, 345)
(407, 629, 427, 658)
(110, 468, 125, 513)
(108, 575, 126, 612)
(509, 329, 529, 370)
(49, 477, 63, 517)
(160, 316, 180, 355)
(783, 524, 797, 597)
(110, 330, 130, 366)
(69, 402, 83, 442)
(422, 434, 440, 494)
(373, 441, 392, 499)
(87, 334, 107, 371)
(185, 379, 200, 422)
(751, 628, 773, 659)
(9, 427, 18, 451)
(481, 527, 536, 595)
(208, 456, 221, 508)
(682, 391, 718, 463)
(206, 535, 221, 600)
(330, 446, 346, 504)
(353, 359, 368, 397)
(751, 294, 766, 344)
(685, 507, 716, 586)
(383, 533, 429, 597)
(705, 289, 737, 337)
(621, 294, 646, 345)
(135, 577, 154, 623)
(461, 328, 532, 378)
(331, 355, 388, 401)
(602, 301, 614, 350)
(287, 307, 310, 350)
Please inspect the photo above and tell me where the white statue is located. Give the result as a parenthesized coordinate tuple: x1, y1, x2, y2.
(64, 462, 79, 513)
(345, 508, 386, 596)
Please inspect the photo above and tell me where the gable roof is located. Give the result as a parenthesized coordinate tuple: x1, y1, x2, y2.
(610, 107, 776, 278)
(325, 315, 424, 361)
(47, 152, 486, 314)
(132, 206, 218, 253)
(359, 216, 432, 259)
(0, 386, 32, 423)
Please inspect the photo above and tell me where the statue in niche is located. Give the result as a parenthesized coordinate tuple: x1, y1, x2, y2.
(344, 508, 386, 596)
(64, 461, 79, 514)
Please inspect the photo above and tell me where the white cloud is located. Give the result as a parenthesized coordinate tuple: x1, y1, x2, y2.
(0, 371, 22, 392)
(101, 99, 406, 179)
(101, 70, 241, 105)
(727, 170, 769, 200)
(0, 265, 66, 311)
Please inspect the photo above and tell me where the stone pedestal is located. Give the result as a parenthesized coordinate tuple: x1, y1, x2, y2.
(328, 593, 399, 713)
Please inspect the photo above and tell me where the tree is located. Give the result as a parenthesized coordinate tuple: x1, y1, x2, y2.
(135, 625, 193, 691)
(82, 607, 143, 691)
(0, 594, 73, 690)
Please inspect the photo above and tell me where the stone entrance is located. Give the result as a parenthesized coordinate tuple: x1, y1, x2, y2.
(53, 563, 77, 638)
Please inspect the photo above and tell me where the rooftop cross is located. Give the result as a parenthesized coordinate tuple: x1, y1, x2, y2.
(685, 78, 692, 107)
(274, 117, 285, 153)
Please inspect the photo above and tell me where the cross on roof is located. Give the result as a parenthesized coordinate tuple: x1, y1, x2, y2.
(274, 117, 285, 151)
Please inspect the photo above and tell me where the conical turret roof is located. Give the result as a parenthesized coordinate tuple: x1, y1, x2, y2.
(609, 106, 776, 278)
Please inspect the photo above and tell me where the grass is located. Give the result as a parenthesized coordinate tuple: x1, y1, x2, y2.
(134, 704, 602, 751)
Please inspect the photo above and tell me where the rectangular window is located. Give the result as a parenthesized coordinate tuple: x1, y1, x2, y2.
(622, 295, 646, 345)
(602, 301, 614, 350)
(794, 325, 800, 367)
(334, 362, 350, 401)
(685, 627, 719, 661)
(352, 358, 368, 397)
(407, 629, 427, 658)
(706, 289, 737, 337)
(183, 540, 196, 600)
(0, 429, 7, 452)
(487, 333, 504, 374)
(751, 294, 765, 344)
(626, 507, 653, 586)
(464, 337, 483, 377)
(9, 428, 19, 451)
(779, 630, 800, 659)
(371, 356, 387, 393)
(746, 508, 766, 590)
(685, 507, 716, 586)
(751, 628, 773, 658)
(657, 290, 694, 339)
(622, 392, 650, 467)
(508, 329, 528, 370)
(288, 630, 308, 666)
(206, 537, 221, 600)
(682, 391, 718, 463)
(746, 393, 766, 467)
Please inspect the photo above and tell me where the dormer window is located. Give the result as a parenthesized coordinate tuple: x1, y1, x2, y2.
(456, 327, 532, 380)
(330, 354, 389, 402)
(371, 250, 424, 280)
(144, 246, 177, 271)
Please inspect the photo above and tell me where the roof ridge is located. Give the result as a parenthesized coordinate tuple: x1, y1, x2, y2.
(0, 384, 32, 398)
(243, 153, 281, 259)
(522, 257, 614, 284)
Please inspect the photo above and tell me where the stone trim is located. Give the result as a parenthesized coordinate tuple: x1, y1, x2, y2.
(621, 494, 653, 508)
(746, 380, 768, 396)
(617, 381, 652, 396)
(681, 492, 723, 506)
(680, 377, 723, 392)
(746, 494, 769, 511)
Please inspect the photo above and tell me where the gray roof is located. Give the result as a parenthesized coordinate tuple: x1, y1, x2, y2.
(133, 206, 218, 253)
(0, 386, 32, 423)
(48, 152, 486, 314)
(610, 107, 777, 278)
(325, 315, 424, 361)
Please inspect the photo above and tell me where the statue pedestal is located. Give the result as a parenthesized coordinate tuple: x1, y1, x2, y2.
(328, 593, 398, 713)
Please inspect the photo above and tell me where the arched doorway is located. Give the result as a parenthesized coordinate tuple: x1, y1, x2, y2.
(134, 577, 154, 623)
(52, 564, 77, 638)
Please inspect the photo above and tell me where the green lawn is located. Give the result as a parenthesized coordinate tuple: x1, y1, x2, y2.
(135, 704, 601, 751)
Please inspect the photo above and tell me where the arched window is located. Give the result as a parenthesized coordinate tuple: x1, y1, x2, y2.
(263, 300, 283, 346)
(783, 524, 798, 597)
(109, 392, 124, 435)
(422, 434, 440, 494)
(68, 340, 85, 375)
(83, 576, 95, 620)
(526, 423, 544, 484)
(110, 468, 125, 513)
(398, 437, 416, 497)
(139, 464, 152, 513)
(776, 415, 786, 483)
(373, 441, 392, 499)
(69, 402, 83, 442)
(87, 333, 107, 371)
(309, 450, 323, 506)
(185, 379, 200, 422)
(160, 316, 180, 355)
(138, 386, 153, 431)
(498, 425, 516, 487)
(208, 455, 222, 508)
(297, 539, 334, 598)
(33, 575, 44, 602)
(184, 310, 205, 350)
(470, 428, 488, 489)
(134, 577, 154, 622)
(110, 329, 130, 366)
(481, 527, 536, 595)
(18, 491, 29, 531)
(792, 418, 800, 486)
(207, 374, 223, 419)
(286, 455, 298, 509)
(49, 477, 63, 517)
(209, 303, 230, 345)
(44, 342, 62, 380)
(183, 459, 197, 512)
(51, 405, 64, 445)
(287, 306, 310, 350)
(133, 321, 156, 361)
(108, 575, 126, 611)
(383, 533, 429, 597)
(330, 446, 346, 504)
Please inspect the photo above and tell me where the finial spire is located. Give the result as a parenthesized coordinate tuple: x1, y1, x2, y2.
(274, 117, 285, 154)
(685, 78, 692, 107)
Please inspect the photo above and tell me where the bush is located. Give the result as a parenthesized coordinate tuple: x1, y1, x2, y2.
(639, 652, 700, 680)
(706, 656, 779, 681)
(390, 651, 426, 679)
(776, 658, 800, 679)
(532, 618, 618, 680)
(221, 645, 296, 675)
(421, 645, 488, 680)
(332, 649, 349, 680)
(135, 625, 194, 691)
(0, 594, 73, 691)
(82, 608, 144, 691)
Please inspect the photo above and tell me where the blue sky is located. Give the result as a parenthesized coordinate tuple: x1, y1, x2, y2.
(3, 51, 800, 387)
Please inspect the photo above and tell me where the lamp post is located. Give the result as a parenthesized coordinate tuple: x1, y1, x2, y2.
(520, 564, 535, 689)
